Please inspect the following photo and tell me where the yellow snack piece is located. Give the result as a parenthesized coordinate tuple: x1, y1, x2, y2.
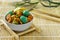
(20, 21, 23, 24)
(15, 10, 22, 17)
(20, 7, 26, 11)
(14, 7, 26, 12)
(11, 15, 16, 20)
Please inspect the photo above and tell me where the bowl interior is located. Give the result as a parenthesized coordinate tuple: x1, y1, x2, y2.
(5, 13, 33, 25)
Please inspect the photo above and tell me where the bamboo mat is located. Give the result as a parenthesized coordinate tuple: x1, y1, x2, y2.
(0, 20, 19, 40)
(0, 24, 11, 36)
(0, 2, 60, 40)
(19, 16, 60, 40)
(19, 12, 60, 40)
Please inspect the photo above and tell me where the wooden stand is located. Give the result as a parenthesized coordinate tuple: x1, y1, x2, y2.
(0, 20, 19, 40)
(14, 24, 41, 36)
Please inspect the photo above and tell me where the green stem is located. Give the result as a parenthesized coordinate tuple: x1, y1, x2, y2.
(41, 2, 59, 7)
(48, 0, 60, 4)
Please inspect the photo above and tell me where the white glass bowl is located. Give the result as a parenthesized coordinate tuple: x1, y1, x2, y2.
(5, 7, 33, 31)
(5, 19, 33, 31)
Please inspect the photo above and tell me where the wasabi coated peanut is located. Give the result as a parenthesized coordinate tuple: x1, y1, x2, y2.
(23, 10, 30, 17)
(20, 16, 28, 24)
(6, 10, 14, 16)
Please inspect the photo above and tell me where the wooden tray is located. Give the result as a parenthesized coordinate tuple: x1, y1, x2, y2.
(0, 20, 19, 40)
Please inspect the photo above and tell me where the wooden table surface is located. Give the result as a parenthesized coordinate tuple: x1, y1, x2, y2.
(0, 2, 60, 40)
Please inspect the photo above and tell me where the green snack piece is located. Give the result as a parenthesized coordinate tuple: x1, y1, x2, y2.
(23, 10, 30, 17)
(6, 10, 14, 16)
(12, 20, 18, 24)
(20, 16, 28, 24)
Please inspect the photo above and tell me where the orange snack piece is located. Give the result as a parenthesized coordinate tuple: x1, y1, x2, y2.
(13, 18, 22, 24)
(6, 14, 12, 23)
(11, 15, 16, 20)
(27, 18, 32, 22)
(28, 15, 33, 19)
(6, 14, 11, 20)
(27, 15, 33, 22)
(16, 18, 20, 22)
(8, 17, 12, 23)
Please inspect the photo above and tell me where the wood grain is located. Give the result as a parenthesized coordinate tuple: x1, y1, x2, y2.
(0, 20, 19, 40)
